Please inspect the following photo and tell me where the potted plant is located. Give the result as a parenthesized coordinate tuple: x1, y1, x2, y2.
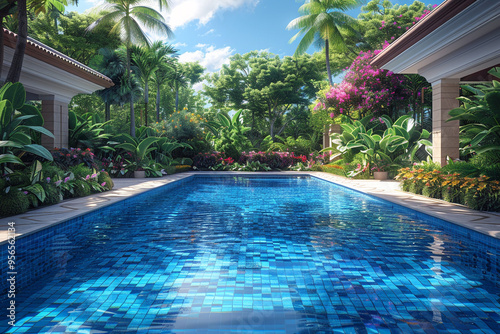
(133, 168, 146, 178)
(115, 135, 159, 178)
(371, 162, 389, 180)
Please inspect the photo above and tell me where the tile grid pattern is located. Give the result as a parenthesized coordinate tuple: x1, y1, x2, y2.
(1, 176, 499, 333)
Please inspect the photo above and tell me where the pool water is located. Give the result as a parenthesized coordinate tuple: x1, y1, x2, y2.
(4, 176, 500, 333)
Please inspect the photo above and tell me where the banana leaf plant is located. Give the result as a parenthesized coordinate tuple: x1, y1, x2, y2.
(115, 134, 159, 171)
(68, 110, 113, 153)
(448, 67, 500, 156)
(203, 109, 251, 159)
(0, 83, 54, 173)
(154, 138, 192, 166)
(327, 114, 432, 171)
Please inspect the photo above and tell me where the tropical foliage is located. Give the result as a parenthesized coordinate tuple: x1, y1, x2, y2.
(0, 83, 54, 172)
(448, 67, 500, 161)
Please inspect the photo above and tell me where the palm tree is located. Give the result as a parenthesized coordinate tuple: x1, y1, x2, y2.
(150, 42, 177, 122)
(169, 60, 188, 112)
(94, 48, 127, 121)
(87, 0, 173, 137)
(287, 0, 362, 86)
(131, 42, 177, 126)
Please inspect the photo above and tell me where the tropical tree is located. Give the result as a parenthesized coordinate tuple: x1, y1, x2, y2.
(287, 0, 363, 86)
(2, 0, 67, 82)
(93, 48, 127, 121)
(132, 41, 177, 126)
(205, 51, 322, 143)
(87, 0, 173, 137)
(169, 60, 188, 112)
(150, 43, 177, 122)
(28, 11, 121, 65)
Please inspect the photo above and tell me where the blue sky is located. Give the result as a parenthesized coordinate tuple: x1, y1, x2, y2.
(68, 0, 428, 75)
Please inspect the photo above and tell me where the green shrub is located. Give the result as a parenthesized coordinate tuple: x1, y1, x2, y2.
(0, 190, 30, 217)
(442, 186, 461, 203)
(480, 163, 500, 181)
(97, 172, 114, 190)
(72, 180, 92, 198)
(464, 190, 500, 211)
(41, 183, 62, 205)
(322, 164, 346, 177)
(69, 164, 94, 179)
(441, 162, 479, 177)
(7, 172, 30, 187)
(26, 193, 40, 208)
(408, 181, 423, 195)
(42, 163, 65, 180)
(422, 185, 441, 199)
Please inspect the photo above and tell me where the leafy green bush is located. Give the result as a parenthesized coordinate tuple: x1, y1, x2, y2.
(72, 180, 92, 198)
(268, 135, 320, 157)
(0, 82, 54, 174)
(41, 162, 65, 180)
(321, 164, 346, 177)
(52, 147, 98, 169)
(6, 172, 30, 187)
(192, 152, 225, 170)
(0, 190, 30, 217)
(97, 171, 114, 190)
(69, 164, 94, 179)
(41, 183, 62, 205)
(448, 67, 500, 158)
(441, 162, 480, 177)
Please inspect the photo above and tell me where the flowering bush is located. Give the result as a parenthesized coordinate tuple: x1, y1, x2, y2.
(315, 46, 410, 120)
(192, 152, 226, 170)
(396, 167, 500, 211)
(101, 153, 133, 177)
(239, 151, 307, 170)
(52, 147, 97, 169)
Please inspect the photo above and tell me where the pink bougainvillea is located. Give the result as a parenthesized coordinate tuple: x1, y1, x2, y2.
(315, 43, 410, 119)
(315, 6, 436, 120)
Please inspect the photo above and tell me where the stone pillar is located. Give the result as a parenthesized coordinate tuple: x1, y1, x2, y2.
(431, 79, 460, 166)
(40, 95, 69, 149)
(323, 124, 341, 149)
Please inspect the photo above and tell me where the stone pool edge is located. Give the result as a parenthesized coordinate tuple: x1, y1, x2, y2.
(1, 171, 499, 244)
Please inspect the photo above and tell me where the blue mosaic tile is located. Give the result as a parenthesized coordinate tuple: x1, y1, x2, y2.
(1, 175, 499, 333)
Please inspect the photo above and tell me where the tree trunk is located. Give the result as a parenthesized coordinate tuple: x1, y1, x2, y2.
(0, 17, 4, 80)
(175, 83, 179, 111)
(6, 0, 27, 83)
(156, 84, 160, 122)
(105, 102, 110, 122)
(126, 46, 136, 137)
(144, 81, 149, 126)
(325, 39, 333, 87)
(269, 109, 275, 141)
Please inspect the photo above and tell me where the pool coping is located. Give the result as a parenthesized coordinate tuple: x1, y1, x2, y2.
(1, 171, 499, 245)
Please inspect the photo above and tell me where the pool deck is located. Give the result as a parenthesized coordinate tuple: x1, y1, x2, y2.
(1, 171, 499, 245)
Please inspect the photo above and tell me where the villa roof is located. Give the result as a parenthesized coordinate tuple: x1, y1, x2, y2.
(371, 0, 476, 69)
(3, 28, 113, 88)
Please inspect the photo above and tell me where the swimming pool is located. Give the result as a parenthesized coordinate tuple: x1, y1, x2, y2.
(2, 175, 500, 333)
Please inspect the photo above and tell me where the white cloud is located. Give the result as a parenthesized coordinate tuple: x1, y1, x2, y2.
(166, 0, 259, 30)
(192, 80, 206, 92)
(173, 42, 187, 48)
(201, 29, 215, 36)
(179, 45, 234, 73)
(195, 43, 208, 48)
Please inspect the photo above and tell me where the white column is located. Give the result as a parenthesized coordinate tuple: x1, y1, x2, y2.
(431, 79, 460, 166)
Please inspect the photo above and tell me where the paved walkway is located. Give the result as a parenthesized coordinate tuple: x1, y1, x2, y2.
(1, 171, 499, 245)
